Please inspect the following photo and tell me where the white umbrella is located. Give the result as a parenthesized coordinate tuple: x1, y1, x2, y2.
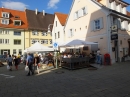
(59, 39, 98, 47)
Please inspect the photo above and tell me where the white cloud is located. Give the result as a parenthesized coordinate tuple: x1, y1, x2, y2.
(47, 0, 60, 9)
(1, 1, 28, 11)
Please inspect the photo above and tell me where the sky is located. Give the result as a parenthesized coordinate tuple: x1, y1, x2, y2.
(0, 0, 130, 14)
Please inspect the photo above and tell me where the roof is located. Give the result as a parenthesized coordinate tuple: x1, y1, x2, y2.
(0, 8, 28, 29)
(55, 12, 68, 26)
(127, 11, 130, 17)
(25, 9, 54, 31)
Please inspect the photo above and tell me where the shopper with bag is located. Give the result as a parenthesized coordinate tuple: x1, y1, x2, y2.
(26, 52, 34, 76)
(7, 55, 13, 71)
(34, 54, 40, 74)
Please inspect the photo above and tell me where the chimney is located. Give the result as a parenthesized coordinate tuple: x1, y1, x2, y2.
(24, 7, 26, 11)
(43, 10, 45, 16)
(35, 9, 37, 15)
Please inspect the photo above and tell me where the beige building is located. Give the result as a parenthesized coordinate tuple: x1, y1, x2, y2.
(25, 9, 54, 49)
(0, 8, 28, 55)
(62, 0, 130, 64)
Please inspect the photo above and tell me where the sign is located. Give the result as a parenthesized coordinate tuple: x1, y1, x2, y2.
(111, 25, 118, 34)
(111, 34, 118, 40)
(53, 42, 58, 49)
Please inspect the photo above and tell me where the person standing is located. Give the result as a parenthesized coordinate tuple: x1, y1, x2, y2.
(26, 52, 34, 76)
(34, 54, 40, 74)
(7, 55, 13, 71)
(13, 56, 18, 70)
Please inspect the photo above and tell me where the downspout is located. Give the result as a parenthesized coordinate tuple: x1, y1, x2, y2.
(106, 10, 112, 63)
(24, 30, 25, 50)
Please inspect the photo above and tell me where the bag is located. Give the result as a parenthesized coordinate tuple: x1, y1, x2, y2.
(7, 65, 10, 70)
(25, 65, 29, 71)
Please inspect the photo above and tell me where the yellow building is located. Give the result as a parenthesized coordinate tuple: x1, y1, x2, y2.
(0, 8, 28, 55)
(25, 9, 54, 49)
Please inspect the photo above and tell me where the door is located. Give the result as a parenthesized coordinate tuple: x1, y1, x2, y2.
(114, 40, 118, 62)
(3, 51, 8, 55)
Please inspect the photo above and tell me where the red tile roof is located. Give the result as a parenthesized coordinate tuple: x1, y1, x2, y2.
(127, 11, 130, 17)
(0, 8, 28, 29)
(55, 12, 68, 26)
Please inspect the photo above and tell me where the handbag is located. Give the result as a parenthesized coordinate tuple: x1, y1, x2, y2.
(25, 65, 29, 71)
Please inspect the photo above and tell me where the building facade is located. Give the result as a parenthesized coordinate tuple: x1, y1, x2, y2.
(0, 8, 28, 55)
(52, 12, 68, 52)
(25, 9, 54, 49)
(63, 0, 130, 64)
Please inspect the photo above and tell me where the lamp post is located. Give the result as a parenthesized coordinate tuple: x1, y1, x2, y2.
(48, 24, 58, 69)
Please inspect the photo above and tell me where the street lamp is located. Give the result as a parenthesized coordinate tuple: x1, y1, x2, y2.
(47, 24, 58, 69)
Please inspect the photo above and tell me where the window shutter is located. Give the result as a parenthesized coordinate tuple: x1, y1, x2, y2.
(125, 21, 128, 31)
(85, 6, 88, 14)
(128, 23, 130, 31)
(117, 18, 121, 29)
(99, 17, 103, 29)
(78, 9, 82, 17)
(72, 29, 74, 36)
(73, 13, 76, 20)
(68, 30, 70, 38)
(91, 20, 94, 32)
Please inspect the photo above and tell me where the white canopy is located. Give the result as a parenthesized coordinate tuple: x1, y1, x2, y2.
(24, 42, 54, 52)
(59, 39, 98, 47)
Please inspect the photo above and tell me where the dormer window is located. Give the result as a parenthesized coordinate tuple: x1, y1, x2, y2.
(14, 20, 21, 26)
(1, 19, 9, 25)
(32, 31, 39, 35)
(42, 32, 47, 36)
(2, 12, 9, 18)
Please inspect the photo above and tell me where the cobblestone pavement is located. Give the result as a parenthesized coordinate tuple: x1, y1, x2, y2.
(0, 62, 130, 97)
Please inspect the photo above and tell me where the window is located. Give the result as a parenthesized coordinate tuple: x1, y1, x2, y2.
(4, 30, 9, 34)
(42, 32, 47, 36)
(2, 12, 9, 18)
(68, 29, 74, 38)
(32, 31, 39, 35)
(31, 39, 39, 44)
(91, 17, 103, 31)
(49, 39, 52, 44)
(13, 49, 16, 54)
(55, 33, 56, 39)
(14, 40, 21, 45)
(0, 30, 9, 34)
(0, 39, 2, 44)
(14, 20, 21, 26)
(56, 21, 57, 27)
(5, 39, 9, 44)
(58, 32, 60, 38)
(14, 31, 21, 36)
(1, 19, 9, 25)
(18, 49, 22, 55)
(82, 7, 87, 15)
(0, 39, 9, 44)
(94, 19, 100, 30)
(41, 39, 48, 44)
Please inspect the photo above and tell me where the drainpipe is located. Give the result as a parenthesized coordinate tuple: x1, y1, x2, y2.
(106, 11, 112, 63)
(29, 30, 31, 47)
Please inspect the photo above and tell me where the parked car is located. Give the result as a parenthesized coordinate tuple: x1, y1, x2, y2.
(0, 55, 7, 62)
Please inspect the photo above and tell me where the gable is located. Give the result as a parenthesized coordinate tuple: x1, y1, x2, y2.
(55, 12, 68, 26)
(0, 8, 28, 29)
(64, 0, 108, 29)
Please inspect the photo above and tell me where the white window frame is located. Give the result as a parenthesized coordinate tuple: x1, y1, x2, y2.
(0, 39, 9, 44)
(14, 20, 21, 26)
(14, 40, 21, 45)
(1, 19, 9, 25)
(2, 12, 9, 18)
(49, 39, 52, 44)
(31, 39, 39, 44)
